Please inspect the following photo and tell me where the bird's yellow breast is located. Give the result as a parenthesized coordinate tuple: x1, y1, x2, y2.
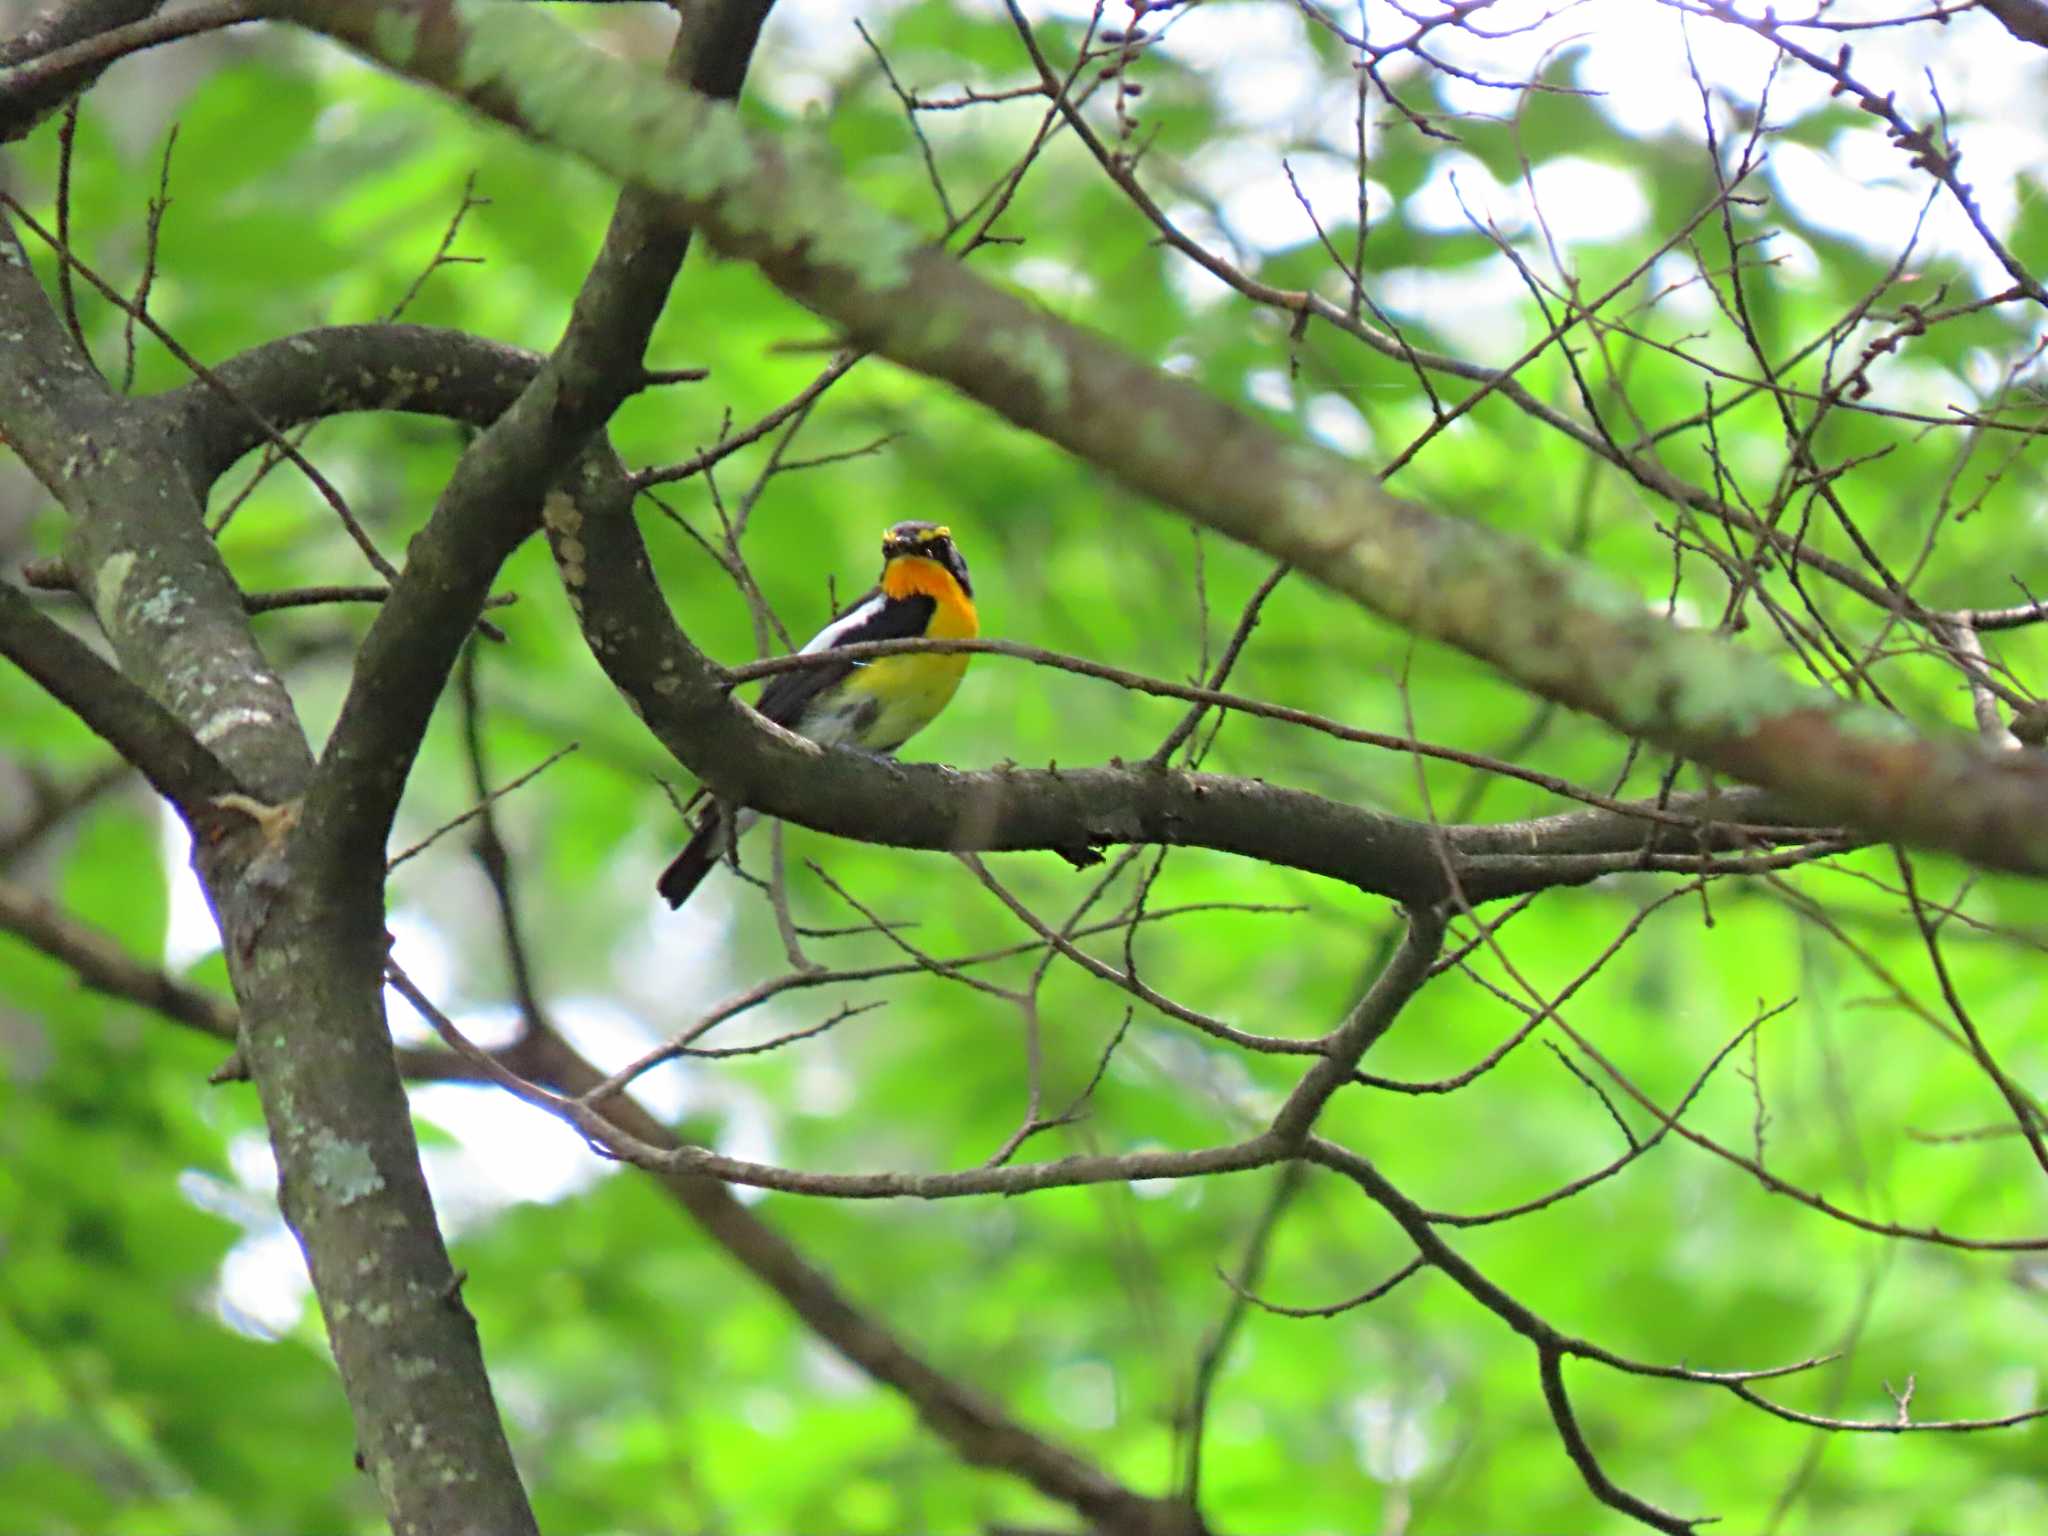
(841, 555, 978, 751)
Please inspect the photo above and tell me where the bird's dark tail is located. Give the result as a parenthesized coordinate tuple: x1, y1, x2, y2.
(656, 819, 720, 909)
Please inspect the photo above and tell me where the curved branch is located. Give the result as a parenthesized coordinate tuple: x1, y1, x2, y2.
(1982, 0, 2048, 47)
(160, 322, 1838, 908)
(411, 994, 1289, 1197)
(0, 2, 259, 136)
(0, 0, 161, 139)
(291, 0, 774, 901)
(275, 0, 2048, 882)
(1539, 1348, 1701, 1534)
(161, 322, 547, 480)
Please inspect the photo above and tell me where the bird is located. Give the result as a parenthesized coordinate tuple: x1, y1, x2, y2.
(657, 520, 979, 909)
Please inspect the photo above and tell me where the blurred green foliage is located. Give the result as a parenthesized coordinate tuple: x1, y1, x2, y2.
(3, 3, 2048, 1533)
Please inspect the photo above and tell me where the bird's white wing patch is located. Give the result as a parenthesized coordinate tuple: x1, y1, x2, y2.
(801, 595, 886, 655)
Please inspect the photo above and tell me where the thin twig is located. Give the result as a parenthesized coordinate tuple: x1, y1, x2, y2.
(121, 124, 176, 392)
(53, 99, 87, 362)
(386, 743, 579, 871)
(0, 192, 398, 583)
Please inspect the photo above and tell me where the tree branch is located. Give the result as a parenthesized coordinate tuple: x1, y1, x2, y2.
(515, 1023, 1197, 1534)
(0, 756, 130, 869)
(1981, 0, 2048, 47)
(1268, 903, 1447, 1145)
(0, 97, 540, 1536)
(291, 0, 773, 893)
(0, 584, 238, 818)
(154, 321, 1837, 911)
(0, 877, 237, 1037)
(1539, 1347, 1700, 1534)
(0, 213, 311, 800)
(8, 792, 1190, 1536)
(174, 341, 1830, 893)
(0, 0, 259, 140)
(275, 0, 2048, 881)
(0, 0, 160, 139)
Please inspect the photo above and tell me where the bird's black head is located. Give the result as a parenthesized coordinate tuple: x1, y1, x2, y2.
(881, 520, 972, 596)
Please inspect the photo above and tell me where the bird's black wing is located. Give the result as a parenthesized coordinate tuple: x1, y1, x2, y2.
(661, 591, 938, 909)
(754, 587, 936, 729)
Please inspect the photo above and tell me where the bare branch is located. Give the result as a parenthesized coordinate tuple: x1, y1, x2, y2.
(288, 0, 2048, 882)
(1540, 1348, 1702, 1534)
(1219, 1254, 1425, 1321)
(0, 877, 237, 1039)
(386, 741, 579, 872)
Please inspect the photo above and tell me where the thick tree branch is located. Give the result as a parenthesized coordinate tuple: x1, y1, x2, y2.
(1981, 0, 2048, 47)
(162, 322, 1836, 909)
(292, 0, 772, 891)
(0, 0, 155, 64)
(0, 220, 310, 799)
(0, 149, 539, 1536)
(274, 0, 2048, 881)
(0, 0, 160, 138)
(554, 431, 1832, 906)
(0, 584, 238, 817)
(67, 7, 780, 1532)
(0, 0, 260, 139)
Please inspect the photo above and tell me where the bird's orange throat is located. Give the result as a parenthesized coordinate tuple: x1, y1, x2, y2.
(882, 556, 979, 638)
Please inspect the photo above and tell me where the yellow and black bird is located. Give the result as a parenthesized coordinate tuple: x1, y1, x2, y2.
(657, 521, 979, 909)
